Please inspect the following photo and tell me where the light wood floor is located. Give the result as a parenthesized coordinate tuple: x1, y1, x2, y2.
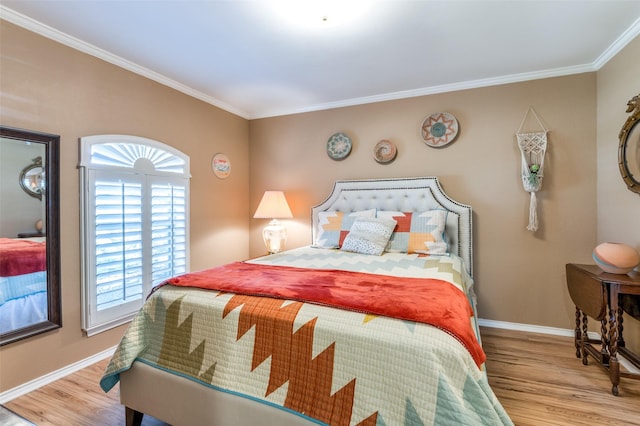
(481, 327, 640, 426)
(4, 327, 640, 425)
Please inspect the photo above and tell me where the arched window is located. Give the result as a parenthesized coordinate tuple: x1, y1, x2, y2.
(79, 135, 190, 335)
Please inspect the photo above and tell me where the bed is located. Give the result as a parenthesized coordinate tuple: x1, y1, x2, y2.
(0, 237, 48, 333)
(100, 177, 512, 426)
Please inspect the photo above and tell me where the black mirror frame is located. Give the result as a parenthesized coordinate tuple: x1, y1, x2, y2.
(618, 93, 640, 194)
(0, 126, 61, 345)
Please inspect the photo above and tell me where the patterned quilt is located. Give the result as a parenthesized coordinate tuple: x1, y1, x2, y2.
(101, 247, 512, 425)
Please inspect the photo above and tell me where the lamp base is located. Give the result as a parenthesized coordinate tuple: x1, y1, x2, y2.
(263, 219, 288, 254)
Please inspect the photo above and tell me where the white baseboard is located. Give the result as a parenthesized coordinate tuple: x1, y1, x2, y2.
(478, 318, 600, 340)
(0, 345, 117, 404)
(0, 319, 596, 404)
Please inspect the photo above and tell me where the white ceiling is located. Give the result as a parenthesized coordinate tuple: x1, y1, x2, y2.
(2, 1, 640, 119)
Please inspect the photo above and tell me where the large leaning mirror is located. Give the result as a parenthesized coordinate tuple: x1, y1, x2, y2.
(619, 93, 640, 194)
(0, 126, 61, 345)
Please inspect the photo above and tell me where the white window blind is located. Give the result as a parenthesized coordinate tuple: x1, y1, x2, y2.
(80, 135, 190, 336)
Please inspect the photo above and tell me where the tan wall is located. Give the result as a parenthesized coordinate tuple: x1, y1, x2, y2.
(596, 35, 640, 353)
(249, 75, 599, 330)
(2, 17, 637, 394)
(0, 22, 250, 391)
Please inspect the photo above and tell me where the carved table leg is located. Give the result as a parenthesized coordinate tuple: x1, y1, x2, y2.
(608, 304, 620, 396)
(581, 312, 589, 365)
(600, 318, 609, 366)
(617, 305, 625, 349)
(574, 307, 582, 358)
(125, 407, 144, 426)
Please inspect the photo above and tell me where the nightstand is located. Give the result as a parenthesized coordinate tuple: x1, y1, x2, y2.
(566, 263, 640, 395)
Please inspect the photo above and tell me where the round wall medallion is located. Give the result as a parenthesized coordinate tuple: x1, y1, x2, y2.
(420, 112, 459, 147)
(373, 139, 397, 164)
(327, 132, 352, 160)
(211, 153, 231, 179)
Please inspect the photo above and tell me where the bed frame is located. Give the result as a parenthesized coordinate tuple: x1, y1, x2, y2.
(120, 176, 473, 426)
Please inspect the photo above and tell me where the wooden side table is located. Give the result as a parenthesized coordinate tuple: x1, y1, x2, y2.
(566, 263, 640, 395)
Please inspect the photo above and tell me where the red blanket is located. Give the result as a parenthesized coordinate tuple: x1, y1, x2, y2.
(161, 262, 485, 367)
(0, 238, 46, 277)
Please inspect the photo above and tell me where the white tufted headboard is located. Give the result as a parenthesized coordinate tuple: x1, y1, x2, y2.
(311, 177, 473, 276)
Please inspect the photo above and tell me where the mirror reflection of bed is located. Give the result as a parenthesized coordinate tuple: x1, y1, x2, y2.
(0, 134, 48, 335)
(0, 237, 48, 333)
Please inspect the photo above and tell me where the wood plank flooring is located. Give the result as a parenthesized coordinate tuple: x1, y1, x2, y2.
(4, 327, 640, 425)
(481, 327, 640, 426)
(3, 360, 167, 426)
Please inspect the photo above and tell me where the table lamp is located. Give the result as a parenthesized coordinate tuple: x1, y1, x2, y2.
(253, 191, 293, 254)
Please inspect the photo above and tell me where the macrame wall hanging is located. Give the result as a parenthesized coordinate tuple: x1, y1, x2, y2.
(516, 107, 548, 232)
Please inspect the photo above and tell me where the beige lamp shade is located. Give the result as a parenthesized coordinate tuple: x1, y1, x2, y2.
(253, 191, 293, 219)
(254, 191, 293, 254)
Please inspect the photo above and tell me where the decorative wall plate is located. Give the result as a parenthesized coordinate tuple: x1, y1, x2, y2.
(420, 112, 459, 147)
(211, 153, 231, 179)
(373, 139, 397, 163)
(327, 132, 352, 160)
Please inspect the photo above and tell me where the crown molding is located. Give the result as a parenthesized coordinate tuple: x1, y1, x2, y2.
(593, 16, 640, 70)
(249, 63, 595, 119)
(0, 6, 250, 119)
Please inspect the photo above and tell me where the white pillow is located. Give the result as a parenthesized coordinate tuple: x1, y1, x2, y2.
(340, 216, 397, 256)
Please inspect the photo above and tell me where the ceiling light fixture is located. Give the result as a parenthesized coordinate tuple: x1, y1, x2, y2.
(271, 0, 371, 29)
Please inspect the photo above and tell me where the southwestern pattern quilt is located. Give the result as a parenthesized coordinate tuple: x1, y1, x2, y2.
(101, 247, 512, 425)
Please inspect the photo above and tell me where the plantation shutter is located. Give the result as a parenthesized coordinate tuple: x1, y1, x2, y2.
(92, 171, 144, 322)
(80, 135, 190, 336)
(150, 179, 187, 285)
